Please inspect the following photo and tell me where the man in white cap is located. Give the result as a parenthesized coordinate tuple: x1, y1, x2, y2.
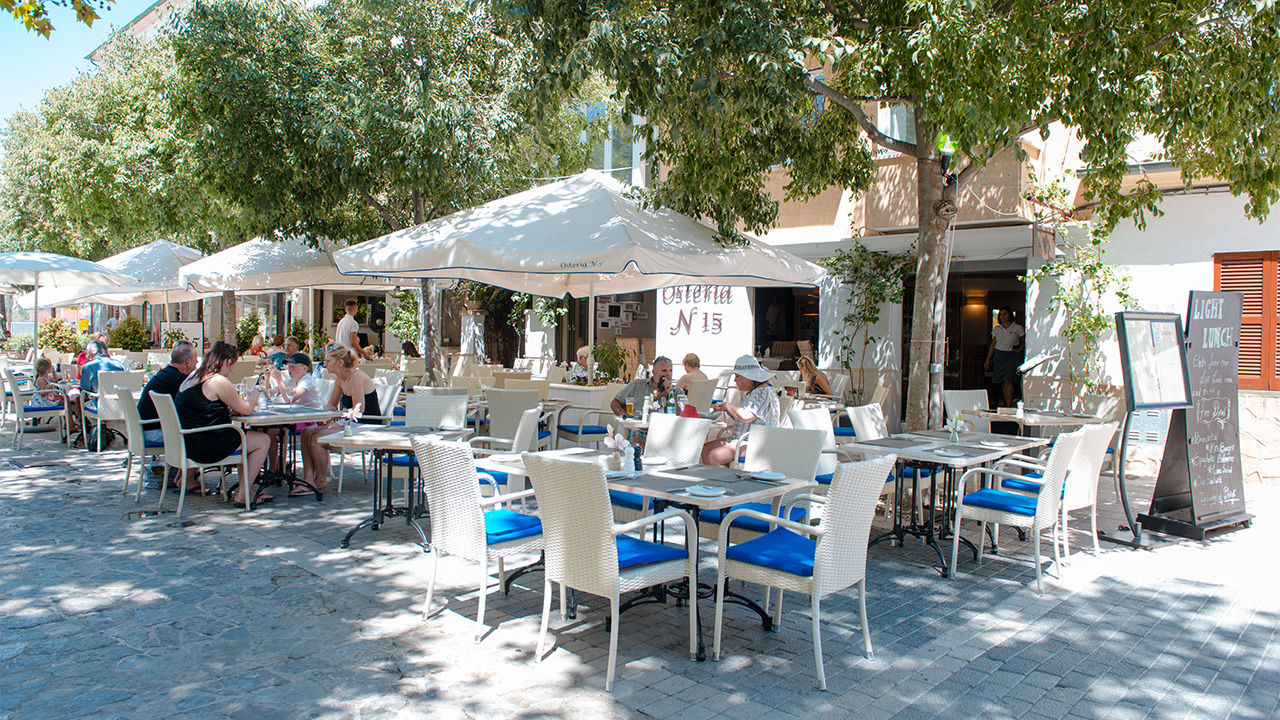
(701, 354, 779, 466)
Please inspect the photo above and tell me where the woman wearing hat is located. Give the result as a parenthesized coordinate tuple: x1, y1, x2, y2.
(701, 355, 780, 466)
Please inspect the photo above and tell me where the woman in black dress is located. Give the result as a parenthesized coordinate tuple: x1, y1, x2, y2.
(299, 347, 381, 488)
(176, 341, 272, 506)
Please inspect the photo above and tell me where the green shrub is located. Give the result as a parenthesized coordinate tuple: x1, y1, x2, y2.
(38, 317, 85, 353)
(311, 324, 329, 359)
(108, 315, 148, 351)
(592, 339, 630, 383)
(236, 313, 261, 354)
(288, 319, 309, 350)
(161, 328, 189, 348)
(5, 332, 34, 355)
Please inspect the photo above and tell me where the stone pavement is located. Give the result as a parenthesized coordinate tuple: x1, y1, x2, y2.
(1, 430, 1277, 720)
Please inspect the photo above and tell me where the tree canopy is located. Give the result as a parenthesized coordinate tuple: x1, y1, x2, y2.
(3, 0, 114, 37)
(508, 0, 1280, 429)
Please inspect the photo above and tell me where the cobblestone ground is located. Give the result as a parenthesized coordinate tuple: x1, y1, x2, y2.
(2, 431, 1277, 720)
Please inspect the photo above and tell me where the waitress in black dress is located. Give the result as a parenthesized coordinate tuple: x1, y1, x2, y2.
(299, 347, 382, 487)
(176, 341, 272, 507)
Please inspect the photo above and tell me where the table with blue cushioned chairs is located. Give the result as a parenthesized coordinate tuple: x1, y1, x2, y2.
(842, 430, 1048, 575)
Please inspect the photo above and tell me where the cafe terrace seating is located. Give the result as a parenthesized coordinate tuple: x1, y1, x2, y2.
(115, 386, 164, 501)
(151, 392, 249, 516)
(412, 437, 542, 642)
(713, 454, 897, 691)
(943, 388, 991, 433)
(81, 370, 145, 452)
(3, 369, 66, 450)
(949, 427, 1087, 594)
(997, 422, 1119, 561)
(555, 382, 625, 449)
(523, 452, 697, 692)
(698, 425, 827, 543)
(609, 413, 713, 525)
(334, 383, 401, 493)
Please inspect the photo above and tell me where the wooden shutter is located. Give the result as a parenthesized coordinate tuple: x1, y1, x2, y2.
(1216, 252, 1278, 391)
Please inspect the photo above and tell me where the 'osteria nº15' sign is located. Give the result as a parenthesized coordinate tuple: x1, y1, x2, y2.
(656, 285, 752, 370)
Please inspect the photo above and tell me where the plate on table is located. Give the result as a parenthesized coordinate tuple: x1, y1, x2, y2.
(684, 485, 727, 497)
(751, 471, 785, 481)
(488, 453, 522, 463)
(642, 455, 669, 466)
(932, 448, 965, 458)
(979, 440, 1010, 448)
(606, 469, 637, 479)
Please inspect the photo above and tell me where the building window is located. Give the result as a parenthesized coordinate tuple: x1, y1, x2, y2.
(878, 103, 916, 146)
(1215, 251, 1279, 390)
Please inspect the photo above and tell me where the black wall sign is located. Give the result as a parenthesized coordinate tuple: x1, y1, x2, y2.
(1141, 291, 1250, 538)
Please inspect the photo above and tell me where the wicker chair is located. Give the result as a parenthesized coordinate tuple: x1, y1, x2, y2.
(335, 383, 401, 493)
(698, 425, 827, 544)
(403, 393, 469, 428)
(115, 386, 164, 500)
(522, 452, 697, 692)
(943, 388, 991, 433)
(81, 370, 145, 451)
(713, 454, 897, 690)
(846, 402, 928, 517)
(151, 391, 250, 516)
(412, 436, 542, 641)
(684, 378, 717, 413)
(4, 368, 66, 450)
(609, 413, 713, 524)
(554, 382, 624, 449)
(997, 422, 1118, 561)
(949, 427, 1087, 594)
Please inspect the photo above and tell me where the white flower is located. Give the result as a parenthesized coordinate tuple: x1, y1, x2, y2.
(602, 425, 628, 451)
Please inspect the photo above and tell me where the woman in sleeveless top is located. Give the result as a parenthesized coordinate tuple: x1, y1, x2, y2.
(299, 347, 380, 491)
(797, 355, 832, 396)
(175, 341, 272, 505)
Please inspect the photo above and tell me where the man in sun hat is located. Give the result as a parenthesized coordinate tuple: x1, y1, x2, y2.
(701, 354, 779, 466)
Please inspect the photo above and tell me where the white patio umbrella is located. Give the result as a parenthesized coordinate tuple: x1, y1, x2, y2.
(331, 169, 826, 363)
(179, 236, 397, 293)
(15, 239, 209, 309)
(0, 251, 135, 360)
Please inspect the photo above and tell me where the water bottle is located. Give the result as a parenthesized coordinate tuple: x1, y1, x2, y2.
(666, 390, 677, 414)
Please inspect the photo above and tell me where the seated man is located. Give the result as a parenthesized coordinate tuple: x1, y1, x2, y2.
(78, 340, 126, 414)
(137, 343, 200, 489)
(610, 356, 686, 447)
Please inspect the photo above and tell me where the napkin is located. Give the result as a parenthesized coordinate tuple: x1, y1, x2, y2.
(679, 403, 701, 418)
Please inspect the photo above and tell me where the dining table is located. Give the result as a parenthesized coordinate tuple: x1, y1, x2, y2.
(841, 430, 1049, 575)
(232, 404, 342, 499)
(476, 449, 812, 660)
(318, 424, 472, 548)
(962, 408, 1104, 437)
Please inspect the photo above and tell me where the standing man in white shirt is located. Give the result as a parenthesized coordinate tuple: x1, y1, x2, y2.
(335, 298, 372, 361)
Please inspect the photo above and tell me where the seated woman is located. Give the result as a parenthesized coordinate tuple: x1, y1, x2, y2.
(701, 355, 780, 467)
(175, 341, 271, 504)
(797, 355, 833, 396)
(675, 352, 708, 392)
(299, 347, 380, 492)
(401, 340, 421, 358)
(248, 334, 267, 357)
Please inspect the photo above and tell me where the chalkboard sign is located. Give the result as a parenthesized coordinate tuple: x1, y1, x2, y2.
(1115, 312, 1193, 411)
(1140, 292, 1250, 538)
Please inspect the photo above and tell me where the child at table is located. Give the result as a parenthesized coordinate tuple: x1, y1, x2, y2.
(29, 358, 65, 409)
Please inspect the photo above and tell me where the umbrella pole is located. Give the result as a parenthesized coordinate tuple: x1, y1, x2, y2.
(587, 277, 595, 381)
(32, 272, 39, 362)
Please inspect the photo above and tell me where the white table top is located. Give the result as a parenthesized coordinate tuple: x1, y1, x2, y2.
(233, 405, 341, 427)
(840, 431, 1048, 468)
(317, 424, 472, 451)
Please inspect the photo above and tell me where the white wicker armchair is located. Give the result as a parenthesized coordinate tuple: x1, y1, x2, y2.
(610, 413, 713, 525)
(713, 454, 897, 690)
(115, 386, 163, 500)
(3, 368, 66, 450)
(412, 436, 541, 641)
(151, 391, 249, 516)
(522, 452, 698, 692)
(949, 427, 1088, 594)
(943, 389, 991, 433)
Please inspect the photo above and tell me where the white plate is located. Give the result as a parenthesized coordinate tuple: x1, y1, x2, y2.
(751, 471, 785, 481)
(488, 453, 522, 462)
(642, 455, 669, 466)
(933, 449, 964, 457)
(684, 485, 727, 497)
(979, 440, 1010, 448)
(606, 470, 637, 479)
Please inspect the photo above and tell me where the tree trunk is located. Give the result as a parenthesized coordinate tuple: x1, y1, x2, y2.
(419, 278, 443, 385)
(222, 289, 236, 348)
(903, 114, 957, 431)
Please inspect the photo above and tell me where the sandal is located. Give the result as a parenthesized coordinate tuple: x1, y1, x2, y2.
(288, 485, 314, 497)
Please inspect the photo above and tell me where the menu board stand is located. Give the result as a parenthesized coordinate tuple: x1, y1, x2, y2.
(1103, 311, 1195, 549)
(1138, 292, 1252, 540)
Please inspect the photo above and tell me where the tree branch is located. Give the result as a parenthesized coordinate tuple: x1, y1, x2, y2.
(360, 189, 403, 231)
(803, 76, 917, 157)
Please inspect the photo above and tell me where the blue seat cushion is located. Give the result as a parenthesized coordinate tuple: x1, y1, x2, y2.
(726, 527, 815, 577)
(901, 466, 932, 478)
(482, 469, 508, 486)
(559, 424, 608, 436)
(616, 534, 685, 569)
(143, 440, 165, 449)
(24, 404, 63, 412)
(484, 508, 542, 545)
(389, 420, 405, 426)
(700, 503, 808, 534)
(832, 427, 856, 437)
(609, 490, 648, 511)
(961, 488, 1038, 516)
(815, 472, 833, 485)
(1000, 473, 1064, 498)
(393, 407, 405, 416)
(388, 454, 416, 466)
